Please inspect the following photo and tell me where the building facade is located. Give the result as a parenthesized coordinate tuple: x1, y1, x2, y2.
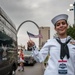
(0, 7, 17, 41)
(39, 27, 50, 49)
(0, 7, 18, 75)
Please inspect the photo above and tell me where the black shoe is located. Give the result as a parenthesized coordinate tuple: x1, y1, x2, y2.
(18, 69, 20, 71)
(22, 70, 24, 72)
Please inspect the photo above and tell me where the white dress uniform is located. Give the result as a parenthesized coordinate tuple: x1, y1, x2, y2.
(32, 36, 75, 75)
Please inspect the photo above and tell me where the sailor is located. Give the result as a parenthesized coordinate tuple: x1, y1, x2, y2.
(27, 14, 75, 75)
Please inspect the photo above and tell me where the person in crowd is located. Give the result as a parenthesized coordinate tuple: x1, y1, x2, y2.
(27, 14, 75, 75)
(18, 49, 24, 71)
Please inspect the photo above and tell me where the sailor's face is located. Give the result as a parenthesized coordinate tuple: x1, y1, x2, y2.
(55, 20, 68, 35)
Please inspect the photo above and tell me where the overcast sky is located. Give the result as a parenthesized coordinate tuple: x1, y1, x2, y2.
(0, 0, 74, 48)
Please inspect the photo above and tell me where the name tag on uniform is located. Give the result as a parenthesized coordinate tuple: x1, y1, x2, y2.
(58, 60, 67, 74)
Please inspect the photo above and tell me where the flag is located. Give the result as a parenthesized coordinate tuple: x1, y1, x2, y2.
(27, 31, 43, 38)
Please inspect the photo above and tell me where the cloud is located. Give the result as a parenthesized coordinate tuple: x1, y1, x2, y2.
(0, 0, 74, 48)
(22, 0, 50, 9)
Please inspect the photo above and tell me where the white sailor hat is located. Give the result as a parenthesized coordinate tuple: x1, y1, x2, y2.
(51, 14, 68, 25)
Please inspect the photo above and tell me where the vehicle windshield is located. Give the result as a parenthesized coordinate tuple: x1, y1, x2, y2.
(23, 50, 32, 55)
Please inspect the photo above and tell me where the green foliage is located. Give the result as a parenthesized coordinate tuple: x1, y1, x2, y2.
(67, 25, 75, 39)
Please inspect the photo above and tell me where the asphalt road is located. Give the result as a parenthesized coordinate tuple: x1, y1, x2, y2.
(16, 63, 44, 75)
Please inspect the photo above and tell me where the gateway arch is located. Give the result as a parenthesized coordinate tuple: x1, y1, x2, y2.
(17, 20, 39, 34)
(17, 20, 40, 48)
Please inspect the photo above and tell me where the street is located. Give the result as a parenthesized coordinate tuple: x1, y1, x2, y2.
(16, 63, 45, 75)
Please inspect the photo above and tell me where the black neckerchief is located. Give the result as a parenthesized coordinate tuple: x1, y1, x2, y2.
(56, 38, 71, 60)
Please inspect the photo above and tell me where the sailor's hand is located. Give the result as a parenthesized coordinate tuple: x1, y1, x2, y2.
(27, 40, 35, 47)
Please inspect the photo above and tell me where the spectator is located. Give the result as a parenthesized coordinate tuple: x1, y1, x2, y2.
(18, 49, 24, 71)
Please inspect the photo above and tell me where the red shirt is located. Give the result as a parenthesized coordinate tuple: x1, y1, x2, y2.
(19, 53, 24, 60)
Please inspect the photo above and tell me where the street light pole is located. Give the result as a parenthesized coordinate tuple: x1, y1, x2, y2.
(68, 2, 75, 25)
(74, 2, 75, 25)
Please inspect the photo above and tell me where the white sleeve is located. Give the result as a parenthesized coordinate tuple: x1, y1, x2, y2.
(74, 56, 75, 75)
(32, 40, 50, 63)
(72, 40, 75, 75)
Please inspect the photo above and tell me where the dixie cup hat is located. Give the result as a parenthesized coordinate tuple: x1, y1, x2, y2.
(51, 14, 68, 25)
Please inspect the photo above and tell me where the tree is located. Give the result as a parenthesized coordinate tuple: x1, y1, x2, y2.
(67, 25, 75, 39)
